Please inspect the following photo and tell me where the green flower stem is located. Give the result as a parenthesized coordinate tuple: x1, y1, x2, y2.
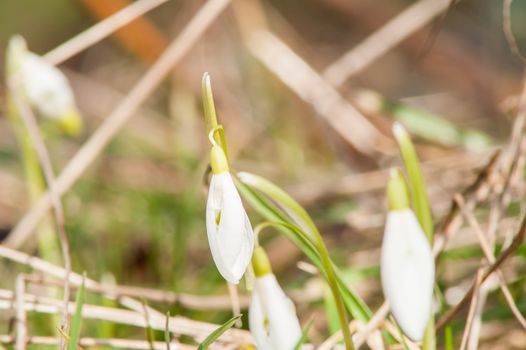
(394, 123, 433, 241)
(238, 172, 355, 350)
(387, 168, 410, 211)
(6, 95, 61, 265)
(394, 124, 435, 350)
(202, 73, 228, 160)
(6, 36, 61, 264)
(236, 179, 371, 321)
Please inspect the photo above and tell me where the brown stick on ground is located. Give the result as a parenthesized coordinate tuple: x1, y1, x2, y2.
(77, 0, 169, 64)
(44, 0, 170, 65)
(5, 0, 232, 250)
(323, 0, 452, 86)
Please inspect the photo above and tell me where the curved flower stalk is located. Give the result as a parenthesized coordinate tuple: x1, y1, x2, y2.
(205, 141, 254, 284)
(7, 35, 82, 136)
(381, 169, 435, 341)
(249, 246, 302, 349)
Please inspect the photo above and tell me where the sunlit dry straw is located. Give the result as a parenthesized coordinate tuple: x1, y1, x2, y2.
(14, 275, 26, 350)
(0, 336, 194, 350)
(0, 291, 252, 346)
(459, 268, 484, 350)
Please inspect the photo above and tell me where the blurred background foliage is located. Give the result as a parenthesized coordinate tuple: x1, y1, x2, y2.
(0, 0, 526, 348)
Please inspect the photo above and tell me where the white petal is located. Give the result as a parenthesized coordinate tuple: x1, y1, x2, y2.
(206, 172, 254, 284)
(249, 289, 274, 350)
(255, 274, 302, 350)
(21, 53, 76, 118)
(381, 209, 435, 341)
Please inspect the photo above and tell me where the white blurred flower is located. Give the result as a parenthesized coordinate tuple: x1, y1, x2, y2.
(206, 146, 254, 284)
(249, 272, 302, 349)
(381, 208, 435, 341)
(19, 50, 81, 134)
(20, 53, 75, 117)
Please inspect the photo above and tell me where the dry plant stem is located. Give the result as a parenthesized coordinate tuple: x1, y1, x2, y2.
(323, 0, 452, 86)
(44, 0, 170, 65)
(226, 283, 242, 327)
(5, 0, 232, 249)
(23, 274, 253, 311)
(8, 76, 72, 349)
(245, 29, 387, 156)
(15, 275, 26, 350)
(503, 0, 526, 62)
(0, 336, 195, 350)
(436, 211, 526, 329)
(459, 269, 484, 350)
(454, 194, 526, 330)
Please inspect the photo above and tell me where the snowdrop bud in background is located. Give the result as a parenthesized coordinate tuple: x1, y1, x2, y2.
(206, 145, 254, 284)
(381, 169, 435, 341)
(8, 36, 82, 136)
(249, 247, 302, 350)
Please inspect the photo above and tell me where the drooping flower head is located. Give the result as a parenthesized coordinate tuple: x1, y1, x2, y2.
(249, 246, 302, 349)
(203, 73, 254, 284)
(6, 35, 82, 136)
(380, 169, 435, 341)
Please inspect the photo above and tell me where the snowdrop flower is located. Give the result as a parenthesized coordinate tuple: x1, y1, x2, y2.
(380, 169, 435, 341)
(206, 144, 254, 284)
(249, 247, 302, 350)
(8, 36, 82, 135)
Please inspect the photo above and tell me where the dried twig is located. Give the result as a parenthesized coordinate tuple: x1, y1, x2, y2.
(454, 194, 526, 330)
(459, 268, 484, 350)
(5, 0, 232, 249)
(323, 0, 452, 86)
(244, 30, 388, 156)
(468, 136, 526, 349)
(503, 0, 526, 62)
(437, 211, 526, 329)
(44, 0, 170, 65)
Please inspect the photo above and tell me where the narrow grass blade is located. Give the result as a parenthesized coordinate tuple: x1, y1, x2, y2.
(393, 124, 434, 241)
(236, 177, 371, 322)
(237, 172, 318, 237)
(197, 315, 241, 350)
(165, 311, 171, 350)
(293, 318, 314, 350)
(383, 98, 493, 151)
(67, 273, 86, 350)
